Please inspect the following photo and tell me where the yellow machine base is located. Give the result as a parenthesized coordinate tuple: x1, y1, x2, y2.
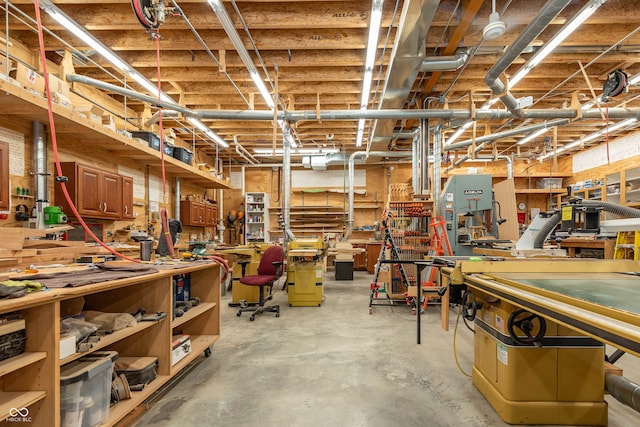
(473, 363, 608, 425)
(231, 262, 261, 303)
(287, 263, 323, 307)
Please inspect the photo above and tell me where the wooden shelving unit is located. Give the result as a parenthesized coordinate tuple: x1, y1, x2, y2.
(0, 79, 231, 190)
(0, 261, 221, 427)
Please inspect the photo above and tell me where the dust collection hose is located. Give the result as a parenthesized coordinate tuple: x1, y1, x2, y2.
(533, 201, 640, 249)
(605, 373, 640, 413)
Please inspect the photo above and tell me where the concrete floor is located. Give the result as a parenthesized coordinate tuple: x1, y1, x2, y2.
(133, 270, 640, 427)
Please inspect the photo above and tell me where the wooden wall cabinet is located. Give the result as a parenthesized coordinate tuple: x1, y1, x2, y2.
(180, 200, 217, 227)
(122, 176, 134, 220)
(55, 162, 130, 220)
(0, 262, 220, 427)
(0, 142, 8, 211)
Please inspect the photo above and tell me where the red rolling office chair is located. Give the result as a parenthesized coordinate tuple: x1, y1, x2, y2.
(237, 245, 285, 321)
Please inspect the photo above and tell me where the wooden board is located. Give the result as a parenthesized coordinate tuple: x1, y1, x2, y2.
(0, 226, 74, 250)
(493, 178, 519, 243)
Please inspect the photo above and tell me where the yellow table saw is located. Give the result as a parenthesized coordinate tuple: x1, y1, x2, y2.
(441, 258, 640, 426)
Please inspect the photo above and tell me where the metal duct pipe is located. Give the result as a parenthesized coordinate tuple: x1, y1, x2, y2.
(282, 126, 295, 244)
(344, 151, 412, 240)
(32, 121, 49, 229)
(218, 188, 225, 243)
(475, 155, 514, 179)
(485, 0, 573, 117)
(420, 49, 470, 72)
(66, 74, 194, 116)
(445, 119, 569, 151)
(433, 124, 442, 214)
(412, 132, 419, 199)
(174, 177, 180, 221)
(418, 118, 431, 197)
(606, 373, 640, 414)
(197, 108, 640, 122)
(63, 75, 640, 123)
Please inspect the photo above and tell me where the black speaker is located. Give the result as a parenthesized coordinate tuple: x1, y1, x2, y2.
(15, 204, 30, 221)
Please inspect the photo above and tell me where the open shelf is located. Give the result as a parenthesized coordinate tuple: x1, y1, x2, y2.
(170, 334, 220, 376)
(60, 319, 163, 366)
(515, 188, 566, 194)
(0, 352, 47, 376)
(172, 302, 217, 329)
(106, 374, 170, 425)
(0, 391, 47, 420)
(0, 79, 230, 189)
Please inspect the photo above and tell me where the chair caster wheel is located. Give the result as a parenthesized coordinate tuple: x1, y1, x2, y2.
(250, 315, 255, 321)
(237, 311, 241, 317)
(275, 313, 280, 318)
(369, 307, 373, 314)
(204, 347, 212, 358)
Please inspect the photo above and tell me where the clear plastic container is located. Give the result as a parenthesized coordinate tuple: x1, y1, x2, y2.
(60, 351, 118, 427)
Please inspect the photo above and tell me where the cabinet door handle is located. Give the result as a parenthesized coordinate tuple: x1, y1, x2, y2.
(125, 205, 129, 215)
(103, 202, 107, 212)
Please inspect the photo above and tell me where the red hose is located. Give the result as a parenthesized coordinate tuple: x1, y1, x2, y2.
(32, 0, 139, 263)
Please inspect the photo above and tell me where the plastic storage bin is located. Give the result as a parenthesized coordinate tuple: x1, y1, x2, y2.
(131, 131, 160, 151)
(536, 178, 563, 189)
(172, 147, 193, 165)
(60, 351, 118, 427)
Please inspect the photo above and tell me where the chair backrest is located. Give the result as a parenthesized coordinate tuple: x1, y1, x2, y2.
(257, 245, 285, 276)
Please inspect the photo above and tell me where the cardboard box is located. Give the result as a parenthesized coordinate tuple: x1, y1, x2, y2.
(59, 334, 76, 359)
(0, 53, 16, 75)
(102, 114, 116, 131)
(10, 63, 45, 96)
(171, 334, 191, 366)
(75, 104, 104, 124)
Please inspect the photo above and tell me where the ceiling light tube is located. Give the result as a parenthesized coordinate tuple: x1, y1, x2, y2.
(254, 148, 339, 155)
(444, 121, 473, 146)
(356, 0, 385, 148)
(510, 0, 606, 90)
(42, 6, 130, 72)
(251, 71, 274, 109)
(541, 118, 637, 160)
(41, 0, 230, 149)
(187, 117, 229, 148)
(356, 119, 366, 147)
(517, 127, 549, 145)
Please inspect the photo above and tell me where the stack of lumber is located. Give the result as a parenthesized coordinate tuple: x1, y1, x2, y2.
(0, 226, 111, 269)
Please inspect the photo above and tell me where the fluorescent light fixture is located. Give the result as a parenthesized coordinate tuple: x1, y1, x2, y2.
(540, 118, 637, 160)
(445, 121, 473, 146)
(356, 0, 384, 148)
(187, 117, 229, 148)
(251, 71, 274, 109)
(254, 148, 339, 156)
(628, 72, 640, 86)
(517, 127, 549, 145)
(43, 7, 130, 72)
(42, 1, 230, 149)
(480, 98, 499, 110)
(208, 0, 276, 111)
(129, 71, 159, 95)
(509, 0, 605, 89)
(364, 2, 384, 73)
(356, 119, 366, 148)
